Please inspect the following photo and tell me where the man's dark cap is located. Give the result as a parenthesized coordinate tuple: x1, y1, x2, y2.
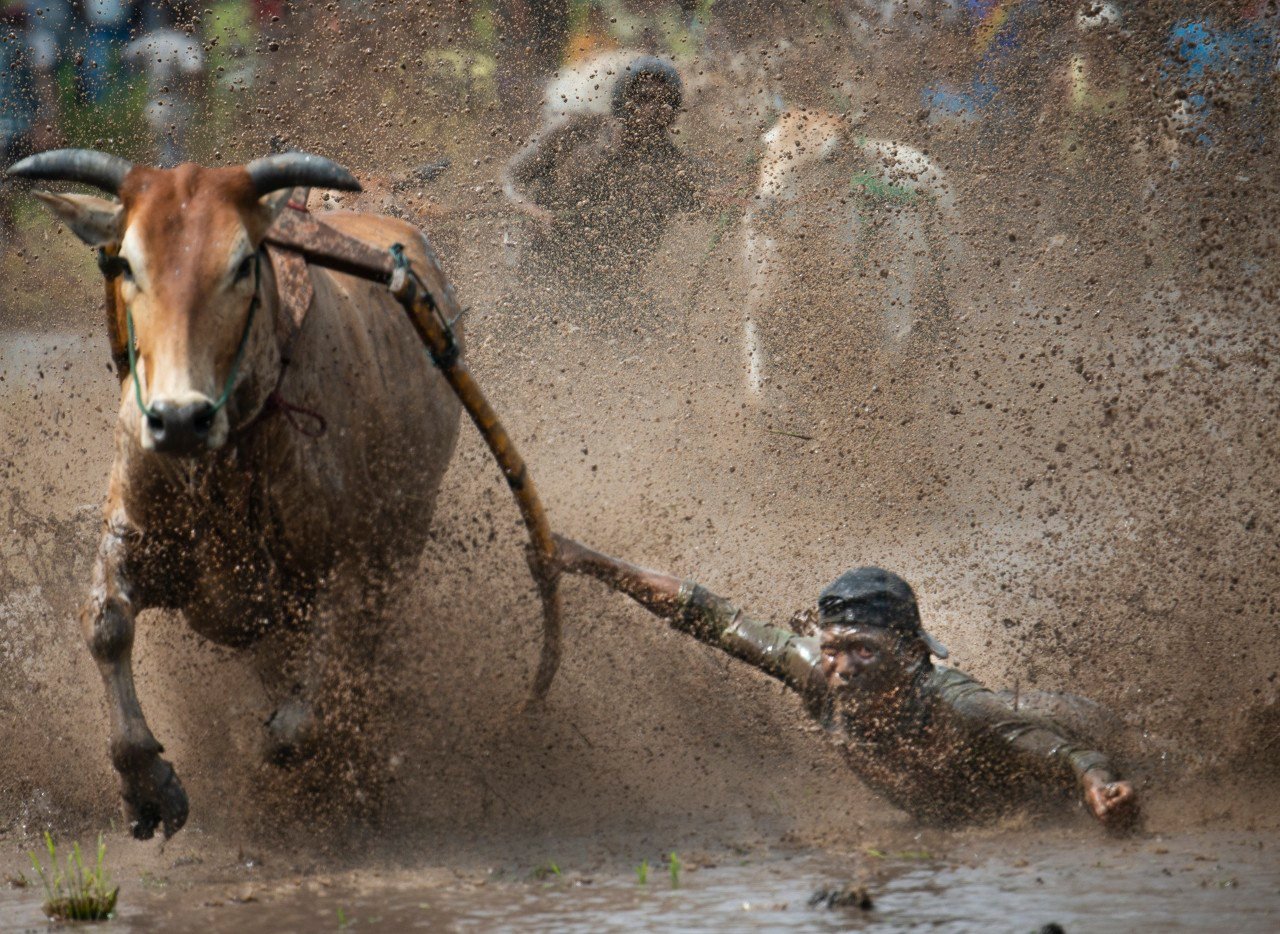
(818, 567, 949, 659)
(612, 56, 683, 116)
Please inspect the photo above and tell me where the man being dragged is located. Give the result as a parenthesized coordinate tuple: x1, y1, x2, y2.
(554, 535, 1139, 829)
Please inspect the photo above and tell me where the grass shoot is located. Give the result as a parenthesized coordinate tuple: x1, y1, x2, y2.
(28, 832, 119, 922)
(636, 860, 649, 885)
(668, 851, 682, 889)
(531, 862, 562, 881)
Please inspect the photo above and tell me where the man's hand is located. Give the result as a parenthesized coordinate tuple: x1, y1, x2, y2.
(1082, 769, 1138, 829)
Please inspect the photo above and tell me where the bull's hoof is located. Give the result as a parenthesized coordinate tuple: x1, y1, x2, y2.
(122, 757, 189, 840)
(264, 698, 321, 768)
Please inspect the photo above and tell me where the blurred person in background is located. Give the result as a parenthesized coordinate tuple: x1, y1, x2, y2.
(1048, 3, 1131, 169)
(1160, 0, 1277, 156)
(919, 0, 1055, 152)
(1, 2, 65, 243)
(81, 0, 134, 104)
(125, 1, 206, 166)
(502, 55, 713, 327)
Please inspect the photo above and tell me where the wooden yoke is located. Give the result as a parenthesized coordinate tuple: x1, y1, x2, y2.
(264, 208, 563, 703)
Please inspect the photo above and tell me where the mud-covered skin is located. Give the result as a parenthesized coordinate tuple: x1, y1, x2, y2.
(81, 514, 188, 839)
(678, 582, 1123, 826)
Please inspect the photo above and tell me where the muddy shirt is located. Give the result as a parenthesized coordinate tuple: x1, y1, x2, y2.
(675, 581, 1114, 825)
(508, 114, 702, 295)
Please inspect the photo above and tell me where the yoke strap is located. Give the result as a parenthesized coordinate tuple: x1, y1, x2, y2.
(265, 243, 313, 365)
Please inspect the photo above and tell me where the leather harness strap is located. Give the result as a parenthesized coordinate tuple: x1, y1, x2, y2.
(264, 200, 315, 366)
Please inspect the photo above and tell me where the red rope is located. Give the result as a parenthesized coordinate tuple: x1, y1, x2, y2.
(263, 390, 327, 438)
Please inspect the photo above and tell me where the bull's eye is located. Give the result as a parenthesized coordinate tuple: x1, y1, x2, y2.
(118, 258, 134, 282)
(234, 255, 254, 283)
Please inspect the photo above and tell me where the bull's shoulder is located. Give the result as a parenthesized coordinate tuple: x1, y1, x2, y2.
(314, 210, 422, 247)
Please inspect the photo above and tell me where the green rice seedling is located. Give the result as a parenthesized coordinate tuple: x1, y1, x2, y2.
(28, 832, 119, 921)
(667, 852, 682, 889)
(635, 860, 649, 885)
(531, 862, 562, 881)
(895, 849, 934, 861)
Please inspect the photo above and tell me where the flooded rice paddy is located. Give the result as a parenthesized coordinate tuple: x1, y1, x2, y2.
(2, 830, 1277, 932)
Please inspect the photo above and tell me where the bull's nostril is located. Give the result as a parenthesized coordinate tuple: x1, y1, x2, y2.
(146, 412, 164, 433)
(192, 408, 214, 435)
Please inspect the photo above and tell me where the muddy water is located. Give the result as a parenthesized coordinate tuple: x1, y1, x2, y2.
(2, 830, 1276, 932)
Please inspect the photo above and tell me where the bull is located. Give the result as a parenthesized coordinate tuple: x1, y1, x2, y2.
(8, 149, 463, 839)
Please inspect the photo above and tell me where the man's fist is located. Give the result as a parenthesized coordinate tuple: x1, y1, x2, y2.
(1083, 770, 1138, 830)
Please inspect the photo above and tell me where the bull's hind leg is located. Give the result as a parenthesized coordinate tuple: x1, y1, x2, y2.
(81, 515, 188, 839)
(263, 568, 391, 779)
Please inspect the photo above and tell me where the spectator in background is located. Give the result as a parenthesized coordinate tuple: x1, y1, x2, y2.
(1161, 1, 1277, 154)
(1, 2, 64, 242)
(503, 56, 710, 326)
(82, 0, 134, 104)
(920, 0, 1052, 148)
(125, 1, 205, 166)
(1053, 3, 1130, 167)
(25, 1, 75, 117)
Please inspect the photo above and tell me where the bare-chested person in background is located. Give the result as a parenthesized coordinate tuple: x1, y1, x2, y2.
(503, 56, 706, 322)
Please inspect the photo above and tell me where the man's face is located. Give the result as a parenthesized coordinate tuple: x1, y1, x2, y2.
(819, 625, 913, 696)
(621, 78, 679, 134)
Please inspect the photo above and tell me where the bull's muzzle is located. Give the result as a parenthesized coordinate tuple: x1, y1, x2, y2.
(145, 398, 217, 455)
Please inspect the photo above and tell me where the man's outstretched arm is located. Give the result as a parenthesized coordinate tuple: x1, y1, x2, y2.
(554, 533, 688, 619)
(554, 535, 820, 691)
(943, 680, 1139, 829)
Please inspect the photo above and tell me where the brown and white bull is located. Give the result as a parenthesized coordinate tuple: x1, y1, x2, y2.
(9, 149, 462, 838)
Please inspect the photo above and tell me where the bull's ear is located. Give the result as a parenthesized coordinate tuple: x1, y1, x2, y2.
(33, 191, 123, 246)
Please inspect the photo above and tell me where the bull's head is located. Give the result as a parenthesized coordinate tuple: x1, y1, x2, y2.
(8, 149, 360, 454)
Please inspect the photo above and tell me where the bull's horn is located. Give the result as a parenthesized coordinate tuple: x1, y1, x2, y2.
(245, 152, 362, 195)
(6, 148, 133, 196)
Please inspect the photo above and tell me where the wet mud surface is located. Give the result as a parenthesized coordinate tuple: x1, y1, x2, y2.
(2, 829, 1278, 931)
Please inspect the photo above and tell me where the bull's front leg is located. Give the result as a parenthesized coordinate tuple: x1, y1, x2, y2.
(81, 514, 188, 839)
